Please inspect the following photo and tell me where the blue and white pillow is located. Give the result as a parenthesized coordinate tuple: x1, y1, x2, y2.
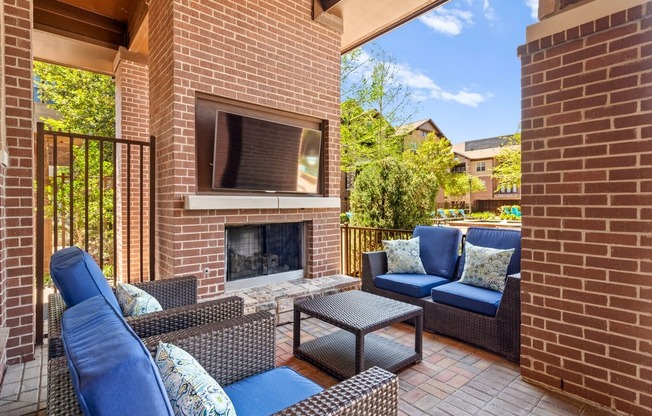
(156, 342, 236, 416)
(116, 283, 163, 317)
(459, 242, 515, 292)
(383, 237, 427, 274)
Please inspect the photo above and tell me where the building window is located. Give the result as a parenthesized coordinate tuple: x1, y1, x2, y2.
(452, 164, 466, 173)
(498, 183, 518, 194)
(421, 131, 428, 137)
(476, 161, 486, 172)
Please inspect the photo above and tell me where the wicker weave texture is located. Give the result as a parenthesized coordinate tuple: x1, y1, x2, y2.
(275, 366, 399, 416)
(296, 290, 422, 333)
(143, 311, 276, 386)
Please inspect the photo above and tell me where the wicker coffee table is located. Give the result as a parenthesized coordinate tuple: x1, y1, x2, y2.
(293, 290, 423, 380)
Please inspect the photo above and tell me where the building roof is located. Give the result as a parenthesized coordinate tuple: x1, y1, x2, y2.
(453, 135, 518, 160)
(394, 118, 445, 137)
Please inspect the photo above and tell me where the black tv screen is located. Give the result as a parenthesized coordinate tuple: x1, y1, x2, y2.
(212, 111, 322, 194)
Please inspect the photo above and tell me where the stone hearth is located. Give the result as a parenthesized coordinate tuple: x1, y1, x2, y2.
(219, 275, 360, 325)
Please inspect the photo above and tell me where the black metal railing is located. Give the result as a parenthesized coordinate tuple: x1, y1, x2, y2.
(340, 224, 412, 277)
(35, 122, 155, 342)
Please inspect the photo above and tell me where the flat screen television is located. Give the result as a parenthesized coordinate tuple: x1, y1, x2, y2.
(212, 111, 323, 194)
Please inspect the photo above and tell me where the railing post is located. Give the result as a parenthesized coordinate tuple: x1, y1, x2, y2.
(341, 224, 349, 276)
(149, 136, 156, 281)
(35, 122, 45, 345)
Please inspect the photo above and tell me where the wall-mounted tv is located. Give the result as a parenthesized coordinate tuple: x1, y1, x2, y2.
(212, 111, 323, 194)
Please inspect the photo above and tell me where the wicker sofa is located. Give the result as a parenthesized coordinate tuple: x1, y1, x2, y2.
(48, 297, 399, 415)
(362, 226, 522, 363)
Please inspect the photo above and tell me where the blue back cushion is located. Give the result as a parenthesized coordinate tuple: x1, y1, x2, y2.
(374, 273, 449, 298)
(62, 296, 174, 416)
(224, 366, 323, 416)
(50, 246, 120, 312)
(431, 281, 503, 316)
(456, 227, 521, 280)
(413, 226, 462, 279)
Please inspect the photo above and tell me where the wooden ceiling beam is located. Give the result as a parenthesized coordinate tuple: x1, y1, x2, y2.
(34, 0, 127, 50)
(313, 0, 344, 33)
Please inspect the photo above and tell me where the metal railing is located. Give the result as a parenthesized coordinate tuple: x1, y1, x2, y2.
(35, 122, 155, 342)
(340, 224, 412, 277)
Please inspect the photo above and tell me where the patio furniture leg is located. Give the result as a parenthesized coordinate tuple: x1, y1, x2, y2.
(415, 314, 423, 362)
(293, 307, 301, 355)
(355, 330, 365, 375)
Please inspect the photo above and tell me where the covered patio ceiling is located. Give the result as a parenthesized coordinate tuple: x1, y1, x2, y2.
(33, 0, 451, 73)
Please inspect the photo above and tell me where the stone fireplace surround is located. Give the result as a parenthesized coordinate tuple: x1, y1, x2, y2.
(183, 195, 341, 298)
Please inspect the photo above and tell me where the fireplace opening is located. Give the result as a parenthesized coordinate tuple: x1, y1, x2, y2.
(226, 222, 304, 289)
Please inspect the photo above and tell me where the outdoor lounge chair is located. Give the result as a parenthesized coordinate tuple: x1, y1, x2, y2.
(47, 247, 244, 360)
(511, 206, 521, 217)
(458, 209, 466, 218)
(47, 279, 244, 359)
(48, 301, 399, 415)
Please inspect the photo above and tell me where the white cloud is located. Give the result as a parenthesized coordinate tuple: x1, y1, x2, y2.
(483, 0, 497, 21)
(418, 8, 474, 36)
(526, 0, 539, 20)
(393, 63, 487, 107)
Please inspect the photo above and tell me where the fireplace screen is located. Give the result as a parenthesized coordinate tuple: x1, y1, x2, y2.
(226, 223, 304, 282)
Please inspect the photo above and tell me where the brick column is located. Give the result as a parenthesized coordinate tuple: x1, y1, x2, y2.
(115, 48, 151, 283)
(148, 0, 342, 297)
(2, 0, 34, 364)
(519, 0, 651, 414)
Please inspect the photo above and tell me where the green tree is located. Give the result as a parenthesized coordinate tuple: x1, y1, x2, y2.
(444, 174, 486, 205)
(404, 134, 457, 202)
(492, 132, 521, 191)
(340, 46, 419, 173)
(35, 62, 116, 274)
(349, 158, 433, 230)
(35, 62, 115, 137)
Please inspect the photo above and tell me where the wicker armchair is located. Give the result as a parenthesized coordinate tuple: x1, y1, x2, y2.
(48, 275, 244, 359)
(48, 311, 400, 416)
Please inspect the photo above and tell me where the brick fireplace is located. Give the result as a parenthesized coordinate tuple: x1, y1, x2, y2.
(147, 0, 342, 298)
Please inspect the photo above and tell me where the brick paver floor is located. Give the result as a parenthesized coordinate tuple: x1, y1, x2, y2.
(1, 318, 614, 416)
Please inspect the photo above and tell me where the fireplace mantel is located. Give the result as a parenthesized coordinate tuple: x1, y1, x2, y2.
(184, 195, 340, 210)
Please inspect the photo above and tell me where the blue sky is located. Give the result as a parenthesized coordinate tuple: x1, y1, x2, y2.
(358, 0, 540, 143)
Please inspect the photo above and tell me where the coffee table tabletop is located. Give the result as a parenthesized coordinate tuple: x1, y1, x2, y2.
(293, 290, 423, 380)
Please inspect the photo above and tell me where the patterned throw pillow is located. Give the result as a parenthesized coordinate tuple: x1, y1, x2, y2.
(156, 342, 236, 416)
(459, 242, 515, 292)
(383, 237, 427, 274)
(116, 283, 163, 317)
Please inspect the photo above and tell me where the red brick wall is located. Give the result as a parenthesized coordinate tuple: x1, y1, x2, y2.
(148, 0, 341, 296)
(2, 0, 34, 363)
(115, 53, 151, 282)
(519, 3, 652, 415)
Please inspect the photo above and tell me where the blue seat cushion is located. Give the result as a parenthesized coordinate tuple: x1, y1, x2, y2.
(431, 282, 503, 316)
(375, 273, 450, 298)
(62, 296, 174, 416)
(223, 367, 323, 416)
(50, 246, 120, 312)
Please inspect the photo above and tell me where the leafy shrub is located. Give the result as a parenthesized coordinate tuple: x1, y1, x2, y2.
(349, 157, 434, 230)
(469, 211, 496, 220)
